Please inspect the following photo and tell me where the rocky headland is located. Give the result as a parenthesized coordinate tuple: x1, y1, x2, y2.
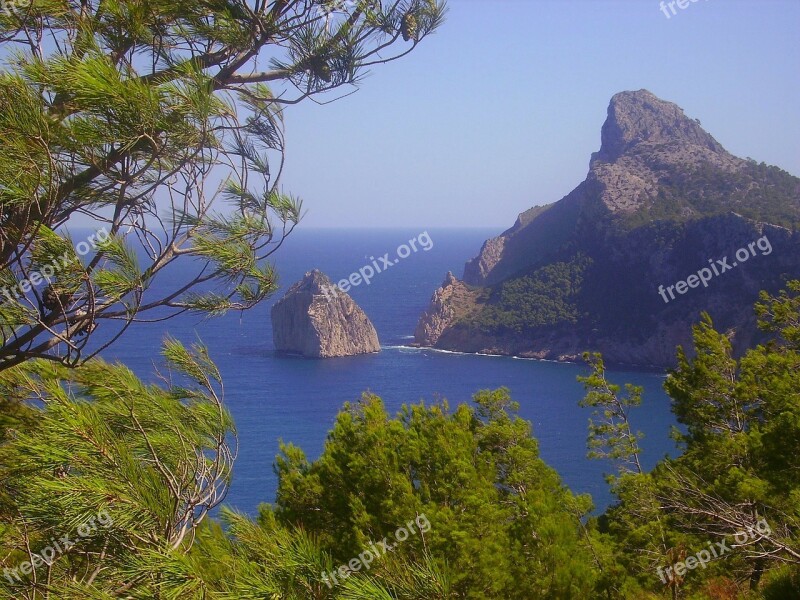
(414, 90, 800, 367)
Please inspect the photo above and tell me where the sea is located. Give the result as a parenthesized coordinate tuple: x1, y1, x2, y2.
(91, 228, 677, 515)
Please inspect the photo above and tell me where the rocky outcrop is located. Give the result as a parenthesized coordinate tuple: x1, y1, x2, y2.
(593, 89, 726, 164)
(272, 270, 380, 358)
(463, 236, 506, 287)
(413, 272, 476, 345)
(416, 90, 800, 367)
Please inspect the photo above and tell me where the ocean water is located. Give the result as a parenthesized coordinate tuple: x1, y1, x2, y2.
(95, 228, 677, 514)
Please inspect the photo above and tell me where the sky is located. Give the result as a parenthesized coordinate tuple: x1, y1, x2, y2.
(277, 0, 800, 230)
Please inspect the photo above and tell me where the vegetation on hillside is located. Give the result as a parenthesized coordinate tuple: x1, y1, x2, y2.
(1, 4, 798, 598)
(625, 161, 800, 229)
(448, 156, 800, 348)
(623, 158, 800, 230)
(464, 254, 592, 335)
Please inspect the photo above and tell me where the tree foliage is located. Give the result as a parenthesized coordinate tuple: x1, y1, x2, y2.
(466, 254, 591, 334)
(0, 0, 445, 369)
(0, 339, 235, 598)
(583, 280, 800, 598)
(2, 281, 800, 598)
(270, 388, 600, 599)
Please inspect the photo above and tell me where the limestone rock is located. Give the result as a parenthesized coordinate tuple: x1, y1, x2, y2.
(414, 272, 476, 346)
(272, 270, 380, 358)
(416, 90, 800, 367)
(594, 89, 726, 163)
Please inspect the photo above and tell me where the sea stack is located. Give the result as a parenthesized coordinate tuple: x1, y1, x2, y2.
(271, 270, 380, 358)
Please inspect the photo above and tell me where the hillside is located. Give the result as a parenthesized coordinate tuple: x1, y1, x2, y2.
(414, 90, 800, 367)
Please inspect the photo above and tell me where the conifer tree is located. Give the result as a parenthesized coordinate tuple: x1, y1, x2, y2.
(270, 388, 600, 599)
(0, 338, 235, 597)
(582, 282, 800, 597)
(0, 0, 445, 370)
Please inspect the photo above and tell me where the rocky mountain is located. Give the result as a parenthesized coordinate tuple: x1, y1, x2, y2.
(272, 270, 380, 358)
(415, 90, 800, 367)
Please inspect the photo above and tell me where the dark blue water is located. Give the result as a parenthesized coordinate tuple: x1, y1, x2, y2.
(95, 228, 677, 514)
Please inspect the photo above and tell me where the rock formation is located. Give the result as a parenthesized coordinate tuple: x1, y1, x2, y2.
(413, 272, 473, 345)
(272, 270, 380, 358)
(416, 90, 800, 367)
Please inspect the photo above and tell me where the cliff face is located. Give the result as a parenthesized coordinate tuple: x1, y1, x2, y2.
(413, 272, 475, 345)
(272, 270, 380, 358)
(416, 90, 800, 367)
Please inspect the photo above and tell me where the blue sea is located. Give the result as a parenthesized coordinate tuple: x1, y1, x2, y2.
(96, 228, 677, 514)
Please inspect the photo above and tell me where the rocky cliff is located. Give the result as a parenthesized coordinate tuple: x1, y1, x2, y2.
(272, 270, 380, 358)
(413, 272, 475, 345)
(416, 90, 800, 367)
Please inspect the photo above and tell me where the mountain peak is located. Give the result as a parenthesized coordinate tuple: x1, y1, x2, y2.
(416, 90, 800, 367)
(595, 89, 725, 162)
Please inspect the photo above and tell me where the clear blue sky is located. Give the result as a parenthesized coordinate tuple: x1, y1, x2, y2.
(279, 0, 800, 230)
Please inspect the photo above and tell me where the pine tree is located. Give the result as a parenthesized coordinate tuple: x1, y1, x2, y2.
(585, 282, 800, 597)
(270, 388, 600, 599)
(0, 338, 235, 598)
(0, 0, 446, 370)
